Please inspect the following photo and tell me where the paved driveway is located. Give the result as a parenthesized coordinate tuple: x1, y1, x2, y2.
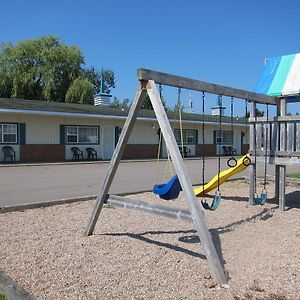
(0, 158, 298, 207)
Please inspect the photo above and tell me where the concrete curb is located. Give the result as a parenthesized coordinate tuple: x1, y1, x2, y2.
(0, 195, 97, 213)
(0, 271, 36, 300)
(0, 189, 153, 214)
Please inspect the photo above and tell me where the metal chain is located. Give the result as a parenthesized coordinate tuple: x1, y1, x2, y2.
(217, 95, 222, 193)
(159, 84, 162, 99)
(253, 103, 257, 196)
(231, 97, 234, 149)
(202, 92, 205, 194)
(263, 104, 269, 191)
(245, 99, 248, 138)
(155, 84, 163, 183)
(178, 87, 184, 157)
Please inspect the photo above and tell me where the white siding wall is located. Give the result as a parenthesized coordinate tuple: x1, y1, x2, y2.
(128, 121, 158, 144)
(198, 124, 247, 155)
(0, 112, 248, 161)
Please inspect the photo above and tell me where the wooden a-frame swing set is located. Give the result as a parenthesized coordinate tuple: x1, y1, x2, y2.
(85, 68, 300, 287)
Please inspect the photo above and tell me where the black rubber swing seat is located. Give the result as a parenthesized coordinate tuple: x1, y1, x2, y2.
(201, 193, 222, 211)
(152, 175, 182, 200)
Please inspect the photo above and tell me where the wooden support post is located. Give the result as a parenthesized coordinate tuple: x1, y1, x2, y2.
(278, 165, 286, 211)
(249, 101, 256, 205)
(275, 98, 287, 211)
(147, 80, 227, 286)
(275, 164, 280, 202)
(85, 84, 147, 236)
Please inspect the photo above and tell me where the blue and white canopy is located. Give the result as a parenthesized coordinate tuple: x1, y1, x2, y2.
(255, 53, 300, 97)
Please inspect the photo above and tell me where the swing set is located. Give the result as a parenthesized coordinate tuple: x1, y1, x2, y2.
(152, 90, 254, 210)
(85, 68, 295, 287)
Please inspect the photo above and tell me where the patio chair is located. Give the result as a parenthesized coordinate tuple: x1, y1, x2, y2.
(179, 146, 191, 157)
(228, 146, 237, 156)
(222, 146, 230, 156)
(71, 147, 83, 161)
(86, 147, 98, 161)
(2, 146, 16, 163)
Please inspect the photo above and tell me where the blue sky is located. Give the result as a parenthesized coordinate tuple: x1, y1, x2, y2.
(1, 0, 300, 116)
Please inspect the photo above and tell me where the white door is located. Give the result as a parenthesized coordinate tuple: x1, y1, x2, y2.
(103, 126, 115, 160)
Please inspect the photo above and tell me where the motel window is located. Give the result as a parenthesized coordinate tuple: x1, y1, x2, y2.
(174, 129, 197, 145)
(0, 123, 18, 143)
(214, 130, 233, 145)
(66, 126, 98, 144)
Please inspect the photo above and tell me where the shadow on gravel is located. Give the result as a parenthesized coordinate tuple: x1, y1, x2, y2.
(102, 229, 206, 260)
(220, 189, 300, 210)
(216, 195, 248, 202)
(285, 191, 300, 210)
(179, 208, 275, 279)
(101, 208, 275, 270)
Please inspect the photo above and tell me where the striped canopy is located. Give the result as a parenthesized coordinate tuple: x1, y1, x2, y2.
(255, 53, 300, 96)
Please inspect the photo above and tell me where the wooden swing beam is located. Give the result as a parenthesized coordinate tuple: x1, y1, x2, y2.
(138, 68, 278, 104)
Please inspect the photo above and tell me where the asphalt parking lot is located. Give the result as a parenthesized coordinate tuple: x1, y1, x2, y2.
(0, 157, 298, 207)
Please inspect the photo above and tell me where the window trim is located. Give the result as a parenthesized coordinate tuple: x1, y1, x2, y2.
(65, 125, 100, 145)
(0, 122, 18, 144)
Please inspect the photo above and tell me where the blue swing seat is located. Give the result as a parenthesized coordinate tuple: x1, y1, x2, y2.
(201, 194, 221, 211)
(153, 175, 182, 200)
(254, 192, 268, 205)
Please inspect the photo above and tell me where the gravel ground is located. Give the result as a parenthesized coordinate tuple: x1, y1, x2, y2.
(1, 180, 300, 300)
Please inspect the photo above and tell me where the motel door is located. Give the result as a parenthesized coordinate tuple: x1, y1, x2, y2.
(103, 126, 115, 160)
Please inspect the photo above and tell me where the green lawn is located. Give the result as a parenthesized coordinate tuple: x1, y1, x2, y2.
(287, 173, 300, 178)
(0, 293, 8, 300)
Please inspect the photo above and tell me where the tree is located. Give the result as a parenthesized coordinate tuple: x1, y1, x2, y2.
(0, 36, 83, 101)
(171, 102, 185, 113)
(121, 98, 131, 109)
(109, 97, 131, 109)
(142, 93, 166, 110)
(65, 77, 94, 104)
(83, 67, 115, 94)
(0, 36, 115, 103)
(245, 108, 264, 117)
(109, 96, 120, 108)
(102, 69, 115, 94)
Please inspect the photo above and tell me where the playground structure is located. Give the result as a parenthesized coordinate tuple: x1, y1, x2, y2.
(85, 67, 300, 286)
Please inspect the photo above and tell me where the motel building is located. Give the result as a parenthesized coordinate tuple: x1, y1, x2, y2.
(0, 97, 248, 163)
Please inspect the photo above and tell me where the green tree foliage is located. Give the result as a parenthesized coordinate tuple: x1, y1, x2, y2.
(172, 102, 184, 113)
(109, 97, 131, 109)
(65, 77, 94, 104)
(0, 36, 115, 104)
(83, 67, 115, 94)
(109, 96, 120, 108)
(0, 36, 83, 101)
(142, 93, 166, 110)
(102, 69, 115, 94)
(245, 108, 264, 117)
